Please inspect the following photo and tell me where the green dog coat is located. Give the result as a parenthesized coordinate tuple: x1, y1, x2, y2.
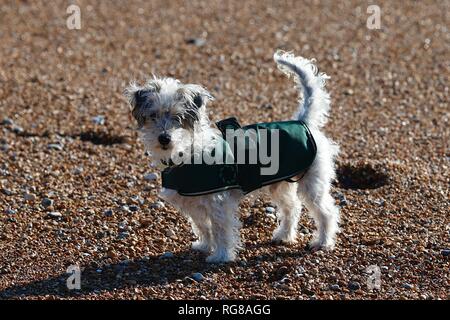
(161, 117, 317, 196)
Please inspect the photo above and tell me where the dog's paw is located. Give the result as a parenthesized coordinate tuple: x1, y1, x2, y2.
(307, 238, 335, 252)
(271, 230, 297, 245)
(206, 250, 235, 263)
(271, 237, 297, 246)
(191, 240, 211, 253)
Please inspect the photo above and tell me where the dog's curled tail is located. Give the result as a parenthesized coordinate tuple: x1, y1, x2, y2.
(274, 50, 331, 128)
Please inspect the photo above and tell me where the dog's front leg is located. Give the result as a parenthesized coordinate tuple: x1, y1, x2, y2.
(160, 189, 213, 253)
(188, 209, 213, 253)
(206, 194, 242, 263)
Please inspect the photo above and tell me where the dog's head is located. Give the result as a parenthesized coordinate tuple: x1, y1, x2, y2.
(124, 77, 213, 163)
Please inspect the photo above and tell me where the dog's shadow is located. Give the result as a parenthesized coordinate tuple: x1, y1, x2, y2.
(0, 243, 308, 298)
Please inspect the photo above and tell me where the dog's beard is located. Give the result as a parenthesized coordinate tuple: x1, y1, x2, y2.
(142, 127, 222, 171)
(142, 127, 195, 169)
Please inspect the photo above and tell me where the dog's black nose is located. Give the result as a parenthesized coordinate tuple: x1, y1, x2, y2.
(158, 133, 171, 146)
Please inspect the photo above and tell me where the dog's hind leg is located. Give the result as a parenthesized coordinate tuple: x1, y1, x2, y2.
(296, 129, 340, 251)
(270, 182, 302, 244)
(298, 172, 339, 251)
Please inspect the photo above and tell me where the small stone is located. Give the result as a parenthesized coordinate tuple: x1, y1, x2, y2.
(403, 283, 414, 290)
(186, 38, 206, 46)
(118, 221, 128, 230)
(0, 144, 9, 151)
(47, 211, 62, 219)
(1, 118, 14, 125)
(144, 183, 155, 191)
(96, 231, 106, 239)
(144, 173, 159, 181)
(5, 208, 16, 215)
(41, 198, 53, 207)
(107, 250, 118, 259)
(299, 225, 309, 234)
(12, 125, 23, 134)
(128, 205, 139, 212)
(92, 115, 105, 125)
(441, 249, 450, 257)
(1, 188, 12, 196)
(24, 193, 36, 201)
(348, 281, 361, 291)
(275, 266, 290, 281)
(330, 284, 340, 291)
(302, 288, 315, 296)
(265, 206, 276, 214)
(344, 89, 354, 95)
(277, 266, 289, 277)
(335, 191, 347, 206)
(118, 231, 129, 239)
(130, 195, 145, 205)
(165, 229, 175, 237)
(184, 277, 196, 284)
(73, 167, 83, 175)
(48, 143, 63, 151)
(267, 213, 276, 220)
(104, 209, 113, 217)
(151, 201, 165, 209)
(139, 219, 152, 227)
(278, 284, 293, 291)
(191, 272, 204, 282)
(160, 252, 174, 259)
(260, 103, 273, 110)
(296, 266, 306, 274)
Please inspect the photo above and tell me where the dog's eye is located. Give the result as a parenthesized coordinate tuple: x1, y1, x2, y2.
(172, 114, 183, 124)
(147, 112, 157, 121)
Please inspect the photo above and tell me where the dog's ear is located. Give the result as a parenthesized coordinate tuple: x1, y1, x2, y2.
(134, 90, 148, 107)
(124, 83, 157, 128)
(123, 82, 142, 109)
(178, 84, 214, 109)
(124, 81, 160, 108)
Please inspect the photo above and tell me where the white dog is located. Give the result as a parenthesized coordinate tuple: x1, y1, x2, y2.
(125, 51, 339, 263)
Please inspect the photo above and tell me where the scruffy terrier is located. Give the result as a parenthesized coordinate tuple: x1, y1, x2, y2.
(124, 51, 340, 263)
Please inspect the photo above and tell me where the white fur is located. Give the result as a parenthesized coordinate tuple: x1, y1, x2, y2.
(125, 51, 340, 262)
